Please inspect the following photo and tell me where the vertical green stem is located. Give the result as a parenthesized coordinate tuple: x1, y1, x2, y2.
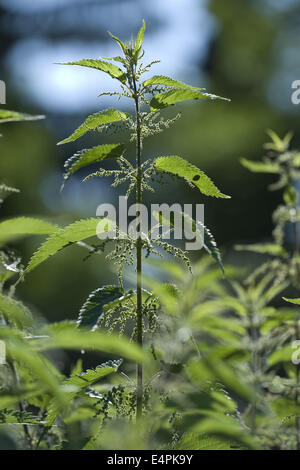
(132, 72, 143, 420)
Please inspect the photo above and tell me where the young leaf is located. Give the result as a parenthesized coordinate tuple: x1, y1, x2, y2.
(57, 109, 129, 145)
(108, 32, 127, 54)
(133, 20, 146, 62)
(240, 158, 280, 174)
(0, 109, 45, 123)
(56, 59, 126, 83)
(154, 156, 230, 198)
(150, 89, 230, 111)
(63, 143, 126, 185)
(25, 218, 115, 273)
(78, 285, 125, 329)
(143, 75, 203, 90)
(0, 217, 57, 245)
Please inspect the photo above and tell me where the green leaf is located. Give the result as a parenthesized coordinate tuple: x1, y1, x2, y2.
(0, 109, 45, 123)
(235, 243, 288, 258)
(150, 89, 230, 111)
(283, 185, 298, 206)
(143, 75, 203, 90)
(268, 344, 293, 365)
(56, 59, 126, 83)
(283, 297, 300, 305)
(264, 129, 292, 153)
(0, 409, 43, 425)
(133, 20, 146, 62)
(46, 360, 121, 426)
(37, 323, 144, 362)
(154, 156, 230, 198)
(108, 32, 127, 54)
(78, 285, 125, 329)
(63, 144, 126, 186)
(25, 218, 115, 274)
(0, 217, 57, 246)
(0, 293, 33, 329)
(134, 20, 146, 52)
(240, 158, 280, 174)
(153, 210, 224, 273)
(57, 109, 129, 145)
(0, 184, 19, 206)
(67, 360, 122, 388)
(174, 432, 236, 450)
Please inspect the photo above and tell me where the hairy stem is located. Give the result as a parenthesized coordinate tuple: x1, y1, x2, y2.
(133, 70, 143, 420)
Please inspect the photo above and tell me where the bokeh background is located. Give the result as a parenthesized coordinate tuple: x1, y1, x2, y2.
(1, 0, 300, 324)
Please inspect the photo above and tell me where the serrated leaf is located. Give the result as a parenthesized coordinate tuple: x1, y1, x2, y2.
(46, 360, 121, 426)
(25, 218, 115, 274)
(57, 109, 129, 145)
(143, 75, 203, 90)
(0, 184, 19, 206)
(63, 143, 126, 185)
(0, 293, 33, 329)
(0, 217, 57, 246)
(150, 89, 230, 111)
(78, 285, 125, 329)
(154, 156, 230, 198)
(0, 109, 45, 123)
(153, 210, 224, 273)
(56, 59, 126, 83)
(0, 409, 43, 425)
(235, 243, 288, 258)
(67, 360, 122, 388)
(240, 158, 280, 173)
(174, 432, 235, 450)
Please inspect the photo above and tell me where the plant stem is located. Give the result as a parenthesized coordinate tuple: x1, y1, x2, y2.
(133, 71, 143, 420)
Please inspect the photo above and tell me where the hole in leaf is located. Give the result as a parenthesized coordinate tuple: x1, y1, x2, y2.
(193, 175, 200, 181)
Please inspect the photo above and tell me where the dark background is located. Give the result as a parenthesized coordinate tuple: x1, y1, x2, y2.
(1, 0, 300, 324)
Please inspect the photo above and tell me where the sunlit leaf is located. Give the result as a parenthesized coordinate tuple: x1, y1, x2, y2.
(57, 109, 129, 145)
(56, 59, 126, 83)
(154, 156, 230, 198)
(150, 89, 229, 111)
(25, 218, 115, 273)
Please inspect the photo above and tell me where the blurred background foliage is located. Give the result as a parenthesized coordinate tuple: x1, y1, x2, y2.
(1, 0, 300, 322)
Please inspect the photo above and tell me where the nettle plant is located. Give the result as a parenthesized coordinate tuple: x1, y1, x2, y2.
(51, 20, 230, 418)
(228, 131, 300, 449)
(0, 23, 231, 450)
